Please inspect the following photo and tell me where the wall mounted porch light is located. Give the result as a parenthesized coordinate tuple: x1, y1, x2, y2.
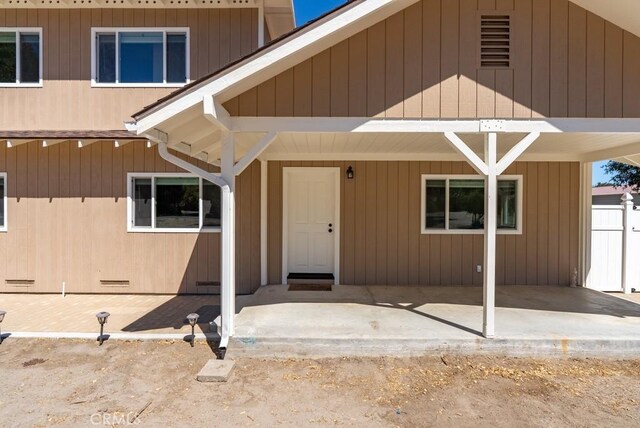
(186, 313, 200, 348)
(96, 311, 110, 346)
(346, 166, 354, 180)
(0, 310, 5, 344)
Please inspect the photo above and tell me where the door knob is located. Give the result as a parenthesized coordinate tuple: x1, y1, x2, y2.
(328, 228, 333, 233)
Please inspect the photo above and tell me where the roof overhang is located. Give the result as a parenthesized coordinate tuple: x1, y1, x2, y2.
(131, 0, 419, 134)
(140, 116, 640, 166)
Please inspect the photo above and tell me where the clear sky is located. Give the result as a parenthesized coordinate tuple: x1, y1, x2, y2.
(593, 161, 614, 186)
(293, 0, 346, 25)
(291, 1, 613, 187)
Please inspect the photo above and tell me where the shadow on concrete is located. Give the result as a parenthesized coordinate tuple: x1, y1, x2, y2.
(122, 303, 220, 333)
(119, 285, 640, 341)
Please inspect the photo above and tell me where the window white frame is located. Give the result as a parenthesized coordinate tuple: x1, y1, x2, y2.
(0, 28, 43, 87)
(91, 27, 190, 88)
(0, 172, 6, 232)
(126, 172, 220, 233)
(421, 174, 523, 235)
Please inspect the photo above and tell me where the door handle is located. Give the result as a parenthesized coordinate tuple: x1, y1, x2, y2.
(329, 223, 333, 227)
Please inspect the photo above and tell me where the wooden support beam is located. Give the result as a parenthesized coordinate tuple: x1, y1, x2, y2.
(234, 132, 277, 176)
(483, 133, 497, 339)
(496, 132, 540, 175)
(203, 95, 232, 131)
(443, 132, 489, 175)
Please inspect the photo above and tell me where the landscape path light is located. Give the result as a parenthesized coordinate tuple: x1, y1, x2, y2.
(96, 311, 110, 346)
(186, 313, 200, 348)
(0, 310, 5, 344)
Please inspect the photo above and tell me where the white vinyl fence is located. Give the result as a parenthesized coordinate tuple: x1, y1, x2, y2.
(588, 193, 640, 292)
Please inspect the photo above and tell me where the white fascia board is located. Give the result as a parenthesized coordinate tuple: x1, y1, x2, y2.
(231, 117, 482, 133)
(134, 0, 417, 135)
(231, 117, 640, 134)
(499, 119, 640, 133)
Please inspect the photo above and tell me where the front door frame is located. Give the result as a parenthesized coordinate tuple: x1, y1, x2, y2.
(282, 167, 341, 285)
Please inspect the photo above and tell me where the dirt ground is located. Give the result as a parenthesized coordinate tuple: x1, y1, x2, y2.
(1, 339, 640, 427)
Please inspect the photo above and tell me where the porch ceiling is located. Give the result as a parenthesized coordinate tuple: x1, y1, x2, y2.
(245, 132, 640, 163)
(159, 117, 640, 164)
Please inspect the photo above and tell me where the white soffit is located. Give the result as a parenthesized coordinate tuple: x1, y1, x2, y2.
(253, 132, 640, 161)
(571, 0, 640, 38)
(264, 0, 295, 39)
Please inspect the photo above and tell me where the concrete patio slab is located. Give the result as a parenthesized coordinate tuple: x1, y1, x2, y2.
(229, 285, 640, 358)
(3, 285, 640, 357)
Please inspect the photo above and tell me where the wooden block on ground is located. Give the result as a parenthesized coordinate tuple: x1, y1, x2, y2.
(196, 359, 235, 382)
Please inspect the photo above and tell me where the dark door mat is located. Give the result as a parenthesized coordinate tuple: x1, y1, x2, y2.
(287, 272, 335, 280)
(288, 284, 333, 291)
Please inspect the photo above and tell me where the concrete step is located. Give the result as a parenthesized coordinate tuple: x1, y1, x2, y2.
(227, 336, 640, 359)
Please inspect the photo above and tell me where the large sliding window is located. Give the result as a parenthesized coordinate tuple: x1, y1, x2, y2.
(0, 173, 6, 232)
(0, 28, 42, 86)
(128, 174, 221, 232)
(422, 175, 522, 234)
(92, 28, 189, 87)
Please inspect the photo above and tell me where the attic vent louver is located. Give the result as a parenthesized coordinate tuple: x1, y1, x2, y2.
(480, 15, 511, 68)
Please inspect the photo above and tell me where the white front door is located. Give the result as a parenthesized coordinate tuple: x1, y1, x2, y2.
(284, 168, 339, 280)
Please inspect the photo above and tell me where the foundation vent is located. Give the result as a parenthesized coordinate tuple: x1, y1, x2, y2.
(5, 279, 35, 287)
(480, 15, 511, 68)
(100, 279, 130, 288)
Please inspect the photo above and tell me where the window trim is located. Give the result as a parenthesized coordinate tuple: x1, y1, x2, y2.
(421, 174, 523, 235)
(0, 172, 6, 232)
(91, 27, 190, 88)
(126, 172, 220, 233)
(0, 27, 43, 88)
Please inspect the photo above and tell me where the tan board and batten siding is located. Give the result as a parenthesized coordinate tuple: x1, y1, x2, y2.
(0, 141, 262, 294)
(224, 0, 640, 119)
(268, 161, 580, 287)
(0, 8, 259, 130)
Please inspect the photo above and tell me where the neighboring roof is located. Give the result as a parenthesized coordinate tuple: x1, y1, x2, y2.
(592, 185, 638, 196)
(0, 130, 145, 140)
(133, 0, 359, 120)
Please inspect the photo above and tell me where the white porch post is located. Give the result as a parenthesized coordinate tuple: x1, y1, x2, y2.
(622, 192, 635, 294)
(220, 133, 236, 346)
(483, 133, 498, 338)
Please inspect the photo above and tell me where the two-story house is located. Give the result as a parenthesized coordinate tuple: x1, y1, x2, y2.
(3, 0, 640, 345)
(0, 0, 294, 297)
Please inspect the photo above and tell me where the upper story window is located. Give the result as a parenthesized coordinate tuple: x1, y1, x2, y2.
(92, 28, 189, 87)
(0, 28, 42, 87)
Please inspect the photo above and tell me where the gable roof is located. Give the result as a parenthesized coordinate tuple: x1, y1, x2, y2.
(132, 0, 419, 133)
(133, 0, 359, 121)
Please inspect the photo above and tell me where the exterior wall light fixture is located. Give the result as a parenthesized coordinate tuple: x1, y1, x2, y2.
(346, 165, 354, 179)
